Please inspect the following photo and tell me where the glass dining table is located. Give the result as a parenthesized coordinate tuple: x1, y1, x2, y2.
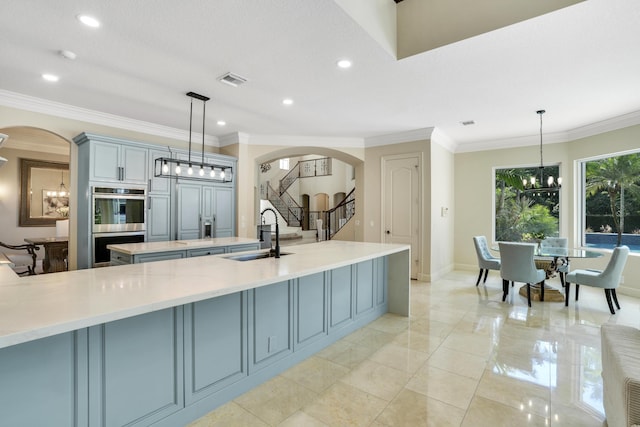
(491, 243, 603, 302)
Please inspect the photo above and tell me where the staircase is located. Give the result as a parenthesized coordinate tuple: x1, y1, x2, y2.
(266, 183, 302, 227)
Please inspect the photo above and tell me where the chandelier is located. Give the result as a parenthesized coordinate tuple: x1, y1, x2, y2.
(522, 109, 561, 193)
(154, 92, 233, 182)
(46, 170, 69, 197)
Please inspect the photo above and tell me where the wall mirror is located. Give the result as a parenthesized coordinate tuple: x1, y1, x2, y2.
(20, 158, 70, 226)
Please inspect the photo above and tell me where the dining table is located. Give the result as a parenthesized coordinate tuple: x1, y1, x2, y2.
(491, 242, 604, 302)
(24, 237, 69, 273)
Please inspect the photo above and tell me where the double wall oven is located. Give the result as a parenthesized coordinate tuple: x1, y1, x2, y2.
(92, 186, 146, 267)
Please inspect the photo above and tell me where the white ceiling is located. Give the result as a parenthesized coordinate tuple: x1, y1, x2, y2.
(1, 0, 639, 152)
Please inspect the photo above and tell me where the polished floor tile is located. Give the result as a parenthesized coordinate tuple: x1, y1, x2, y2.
(190, 270, 640, 426)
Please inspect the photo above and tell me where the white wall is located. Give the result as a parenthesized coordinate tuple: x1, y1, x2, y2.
(430, 142, 455, 279)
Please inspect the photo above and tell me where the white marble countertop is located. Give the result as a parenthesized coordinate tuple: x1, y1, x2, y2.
(107, 236, 260, 255)
(0, 241, 409, 349)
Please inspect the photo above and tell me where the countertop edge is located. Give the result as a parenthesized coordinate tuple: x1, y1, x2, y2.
(0, 241, 409, 349)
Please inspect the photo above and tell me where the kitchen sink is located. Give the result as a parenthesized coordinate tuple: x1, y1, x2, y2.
(225, 251, 290, 261)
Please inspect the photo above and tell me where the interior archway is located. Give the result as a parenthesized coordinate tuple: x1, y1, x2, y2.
(0, 126, 72, 271)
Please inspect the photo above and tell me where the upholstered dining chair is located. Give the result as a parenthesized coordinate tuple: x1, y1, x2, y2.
(473, 236, 501, 286)
(499, 242, 546, 307)
(564, 245, 629, 315)
(540, 237, 569, 286)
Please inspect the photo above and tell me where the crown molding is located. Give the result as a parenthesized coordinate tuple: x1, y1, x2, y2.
(242, 134, 365, 148)
(0, 90, 219, 147)
(455, 109, 640, 153)
(567, 109, 640, 141)
(364, 127, 434, 148)
(430, 128, 457, 153)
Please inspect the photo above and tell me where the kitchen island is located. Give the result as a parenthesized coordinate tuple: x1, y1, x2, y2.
(0, 240, 410, 427)
(108, 236, 261, 265)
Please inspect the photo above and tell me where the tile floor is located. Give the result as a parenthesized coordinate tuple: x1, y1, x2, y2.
(189, 270, 640, 426)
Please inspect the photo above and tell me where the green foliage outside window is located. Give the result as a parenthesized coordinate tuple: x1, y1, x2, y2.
(495, 166, 560, 242)
(584, 153, 640, 246)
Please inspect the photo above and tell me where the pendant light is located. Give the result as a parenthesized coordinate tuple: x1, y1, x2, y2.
(522, 109, 561, 193)
(46, 171, 69, 197)
(154, 92, 233, 183)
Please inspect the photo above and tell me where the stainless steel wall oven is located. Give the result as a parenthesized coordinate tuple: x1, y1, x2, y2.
(92, 187, 146, 267)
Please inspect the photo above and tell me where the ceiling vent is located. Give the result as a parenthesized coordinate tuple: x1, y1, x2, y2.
(218, 72, 248, 87)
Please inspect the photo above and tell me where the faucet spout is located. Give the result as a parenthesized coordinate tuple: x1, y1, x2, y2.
(260, 208, 280, 258)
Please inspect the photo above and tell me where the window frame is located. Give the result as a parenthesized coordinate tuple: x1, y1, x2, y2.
(492, 162, 563, 243)
(576, 148, 640, 251)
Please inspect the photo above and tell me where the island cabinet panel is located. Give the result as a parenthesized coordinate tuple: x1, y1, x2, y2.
(187, 246, 226, 257)
(248, 280, 293, 372)
(376, 257, 387, 307)
(355, 260, 375, 317)
(227, 243, 261, 253)
(0, 331, 86, 427)
(88, 307, 184, 427)
(294, 272, 328, 349)
(133, 250, 186, 263)
(328, 265, 354, 331)
(184, 292, 247, 404)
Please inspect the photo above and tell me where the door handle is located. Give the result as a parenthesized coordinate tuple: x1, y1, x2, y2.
(386, 230, 390, 234)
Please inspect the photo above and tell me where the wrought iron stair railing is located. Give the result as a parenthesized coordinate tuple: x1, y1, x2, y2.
(279, 157, 332, 195)
(266, 183, 302, 227)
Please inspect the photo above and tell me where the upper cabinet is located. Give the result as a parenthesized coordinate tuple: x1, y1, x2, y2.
(75, 134, 148, 185)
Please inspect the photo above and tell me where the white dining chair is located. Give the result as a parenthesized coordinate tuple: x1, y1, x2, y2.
(540, 237, 569, 286)
(472, 236, 501, 286)
(564, 245, 629, 314)
(499, 242, 546, 307)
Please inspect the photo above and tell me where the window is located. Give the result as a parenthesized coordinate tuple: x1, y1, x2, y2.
(279, 158, 290, 170)
(579, 151, 640, 251)
(494, 165, 560, 242)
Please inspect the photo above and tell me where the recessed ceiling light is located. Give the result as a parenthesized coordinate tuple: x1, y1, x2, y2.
(217, 120, 226, 126)
(282, 98, 294, 106)
(42, 73, 59, 82)
(337, 59, 352, 69)
(77, 14, 100, 28)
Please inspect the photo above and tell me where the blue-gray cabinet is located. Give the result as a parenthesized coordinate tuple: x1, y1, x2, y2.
(147, 194, 172, 242)
(184, 293, 247, 404)
(89, 139, 148, 185)
(177, 183, 205, 240)
(74, 132, 239, 268)
(87, 308, 184, 426)
(294, 272, 328, 349)
(0, 255, 392, 427)
(248, 281, 294, 372)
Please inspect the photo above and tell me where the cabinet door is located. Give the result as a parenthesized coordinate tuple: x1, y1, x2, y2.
(214, 186, 234, 237)
(177, 184, 202, 240)
(149, 149, 171, 194)
(147, 194, 171, 242)
(184, 293, 247, 404)
(121, 145, 148, 184)
(90, 141, 121, 182)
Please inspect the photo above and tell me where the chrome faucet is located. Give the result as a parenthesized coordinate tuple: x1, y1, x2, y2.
(260, 208, 280, 258)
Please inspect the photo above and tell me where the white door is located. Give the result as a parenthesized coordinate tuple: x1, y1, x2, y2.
(383, 154, 421, 279)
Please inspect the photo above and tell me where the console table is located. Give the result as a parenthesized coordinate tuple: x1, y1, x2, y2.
(24, 237, 68, 273)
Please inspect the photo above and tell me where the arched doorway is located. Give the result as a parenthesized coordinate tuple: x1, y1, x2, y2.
(0, 126, 72, 270)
